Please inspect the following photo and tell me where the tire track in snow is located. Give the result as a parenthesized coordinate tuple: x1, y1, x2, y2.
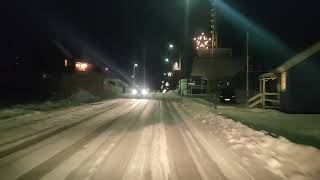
(16, 101, 141, 180)
(0, 100, 127, 159)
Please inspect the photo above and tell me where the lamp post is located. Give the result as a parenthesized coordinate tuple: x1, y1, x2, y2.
(133, 63, 138, 86)
(246, 32, 250, 98)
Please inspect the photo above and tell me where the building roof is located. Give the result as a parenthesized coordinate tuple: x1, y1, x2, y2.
(275, 41, 320, 73)
(259, 40, 320, 79)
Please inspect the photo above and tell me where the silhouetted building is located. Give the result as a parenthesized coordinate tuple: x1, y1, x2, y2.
(191, 48, 245, 92)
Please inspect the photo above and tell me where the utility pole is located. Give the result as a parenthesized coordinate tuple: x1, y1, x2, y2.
(246, 32, 250, 98)
(133, 64, 138, 87)
(143, 46, 146, 88)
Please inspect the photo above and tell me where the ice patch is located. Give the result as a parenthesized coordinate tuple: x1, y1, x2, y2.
(201, 120, 207, 124)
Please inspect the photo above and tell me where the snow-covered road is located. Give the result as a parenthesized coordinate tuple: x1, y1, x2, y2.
(0, 98, 319, 180)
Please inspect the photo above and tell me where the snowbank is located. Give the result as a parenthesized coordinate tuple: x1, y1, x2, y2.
(178, 99, 320, 179)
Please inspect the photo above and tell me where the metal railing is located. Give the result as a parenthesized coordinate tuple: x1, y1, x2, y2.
(248, 92, 279, 109)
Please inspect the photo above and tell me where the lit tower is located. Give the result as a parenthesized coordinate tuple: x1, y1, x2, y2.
(193, 1, 219, 56)
(210, 0, 218, 51)
(193, 32, 211, 56)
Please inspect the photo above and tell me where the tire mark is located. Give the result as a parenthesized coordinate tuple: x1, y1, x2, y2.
(16, 102, 141, 180)
(65, 102, 148, 180)
(161, 101, 201, 180)
(91, 101, 155, 180)
(0, 99, 125, 132)
(166, 101, 227, 180)
(0, 101, 127, 159)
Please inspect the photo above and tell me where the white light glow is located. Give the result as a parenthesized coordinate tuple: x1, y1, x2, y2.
(132, 89, 138, 95)
(141, 89, 148, 95)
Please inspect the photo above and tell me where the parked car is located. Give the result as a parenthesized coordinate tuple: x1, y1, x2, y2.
(220, 89, 236, 103)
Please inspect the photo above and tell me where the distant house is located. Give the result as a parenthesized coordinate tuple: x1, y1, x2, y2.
(60, 58, 107, 95)
(249, 41, 320, 113)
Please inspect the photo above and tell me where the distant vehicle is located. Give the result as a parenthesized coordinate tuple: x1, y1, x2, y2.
(220, 89, 236, 103)
(131, 86, 149, 98)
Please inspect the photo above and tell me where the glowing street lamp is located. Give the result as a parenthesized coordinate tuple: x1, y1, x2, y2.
(165, 58, 169, 62)
(133, 63, 138, 86)
(169, 44, 174, 49)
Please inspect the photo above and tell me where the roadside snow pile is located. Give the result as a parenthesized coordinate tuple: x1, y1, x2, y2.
(191, 110, 320, 179)
(68, 89, 101, 103)
(0, 108, 34, 120)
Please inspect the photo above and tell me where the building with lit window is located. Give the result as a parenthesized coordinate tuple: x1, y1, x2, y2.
(59, 58, 107, 95)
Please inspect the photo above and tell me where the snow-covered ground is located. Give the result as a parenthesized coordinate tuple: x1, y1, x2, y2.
(0, 97, 319, 180)
(0, 99, 130, 155)
(176, 99, 320, 180)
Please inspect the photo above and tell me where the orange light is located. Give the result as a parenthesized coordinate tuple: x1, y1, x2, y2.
(64, 59, 68, 67)
(75, 62, 89, 71)
(281, 72, 287, 92)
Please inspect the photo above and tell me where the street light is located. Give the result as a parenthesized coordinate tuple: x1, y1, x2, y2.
(165, 58, 169, 62)
(133, 63, 138, 86)
(169, 44, 174, 49)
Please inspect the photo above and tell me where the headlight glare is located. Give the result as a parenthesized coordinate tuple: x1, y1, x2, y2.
(141, 89, 148, 95)
(132, 89, 138, 95)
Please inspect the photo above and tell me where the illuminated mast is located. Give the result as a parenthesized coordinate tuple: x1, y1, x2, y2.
(210, 0, 217, 54)
(192, 0, 218, 56)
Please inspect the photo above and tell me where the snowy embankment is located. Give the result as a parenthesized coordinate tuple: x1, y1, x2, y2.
(0, 88, 122, 120)
(175, 99, 320, 180)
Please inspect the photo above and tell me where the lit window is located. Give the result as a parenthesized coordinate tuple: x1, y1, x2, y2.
(64, 59, 68, 67)
(75, 62, 90, 72)
(281, 72, 287, 92)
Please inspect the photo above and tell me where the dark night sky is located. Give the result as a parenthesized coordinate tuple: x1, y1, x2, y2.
(1, 0, 320, 88)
